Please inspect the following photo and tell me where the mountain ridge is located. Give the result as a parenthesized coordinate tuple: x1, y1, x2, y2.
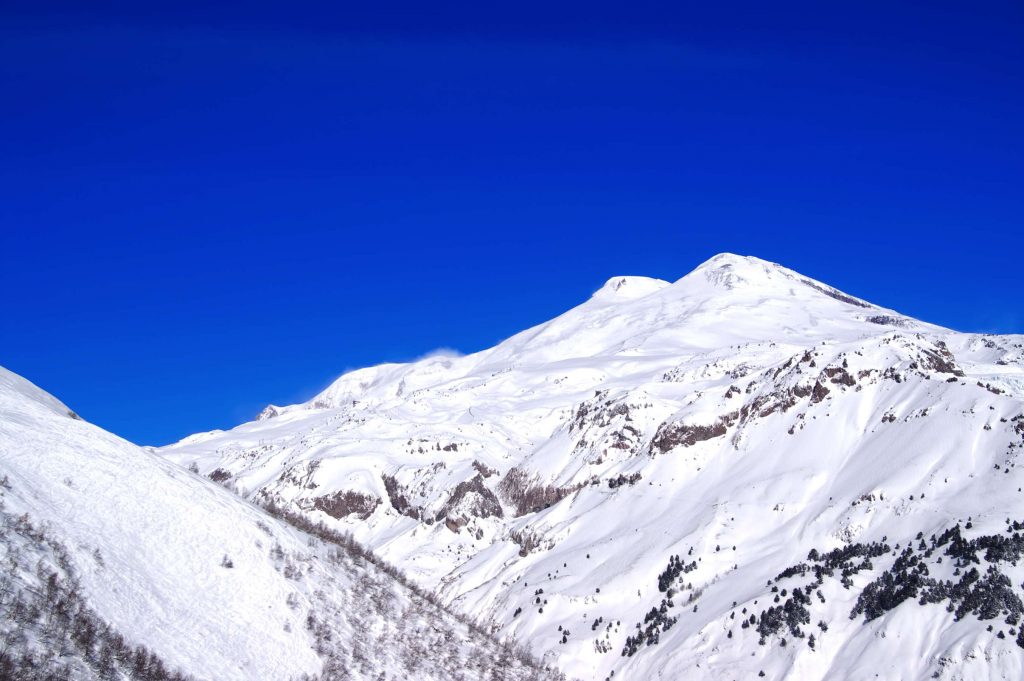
(242, 253, 932, 424)
(0, 365, 558, 681)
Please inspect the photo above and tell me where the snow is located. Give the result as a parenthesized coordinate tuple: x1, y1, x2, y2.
(158, 254, 1024, 680)
(6, 252, 1023, 680)
(0, 367, 556, 680)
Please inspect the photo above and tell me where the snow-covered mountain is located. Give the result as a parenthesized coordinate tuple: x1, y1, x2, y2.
(159, 253, 1024, 680)
(157, 253, 1024, 679)
(10, 251, 1014, 681)
(0, 367, 557, 680)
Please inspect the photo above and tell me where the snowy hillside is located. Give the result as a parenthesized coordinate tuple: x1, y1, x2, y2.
(0, 367, 557, 680)
(158, 252, 1024, 681)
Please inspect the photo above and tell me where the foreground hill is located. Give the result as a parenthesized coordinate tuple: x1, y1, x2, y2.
(0, 366, 556, 680)
(162, 253, 1024, 680)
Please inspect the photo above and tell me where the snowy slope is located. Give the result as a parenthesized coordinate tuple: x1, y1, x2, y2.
(161, 254, 1024, 680)
(0, 367, 557, 681)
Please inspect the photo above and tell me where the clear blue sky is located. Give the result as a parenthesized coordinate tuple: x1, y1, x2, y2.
(2, 2, 1021, 445)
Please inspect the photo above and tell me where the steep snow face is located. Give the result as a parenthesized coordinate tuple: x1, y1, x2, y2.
(160, 254, 1024, 680)
(0, 367, 555, 681)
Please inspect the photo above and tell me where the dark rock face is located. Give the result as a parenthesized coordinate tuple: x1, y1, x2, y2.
(650, 413, 736, 454)
(437, 474, 504, 524)
(823, 367, 856, 386)
(792, 384, 812, 398)
(472, 460, 498, 478)
(800, 278, 870, 308)
(313, 490, 381, 520)
(919, 342, 965, 377)
(866, 315, 909, 327)
(498, 467, 583, 517)
(382, 474, 421, 520)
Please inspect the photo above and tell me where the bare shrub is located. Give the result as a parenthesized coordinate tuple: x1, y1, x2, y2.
(208, 468, 232, 483)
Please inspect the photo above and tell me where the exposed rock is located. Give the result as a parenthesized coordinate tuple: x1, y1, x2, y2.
(382, 473, 421, 520)
(800, 278, 870, 308)
(498, 466, 583, 517)
(472, 460, 498, 478)
(312, 490, 380, 520)
(920, 342, 965, 377)
(823, 367, 856, 386)
(865, 315, 911, 327)
(650, 419, 727, 453)
(256, 405, 279, 420)
(437, 474, 503, 523)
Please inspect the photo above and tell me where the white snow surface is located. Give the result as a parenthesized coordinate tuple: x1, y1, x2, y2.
(82, 253, 1024, 680)
(0, 367, 556, 680)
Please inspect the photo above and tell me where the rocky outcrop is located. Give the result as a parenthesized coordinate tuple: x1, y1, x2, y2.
(312, 490, 381, 520)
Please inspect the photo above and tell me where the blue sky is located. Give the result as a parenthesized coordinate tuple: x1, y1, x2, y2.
(1, 2, 1022, 445)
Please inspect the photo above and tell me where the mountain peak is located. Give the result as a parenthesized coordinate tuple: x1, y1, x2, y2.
(694, 251, 762, 269)
(682, 253, 876, 310)
(685, 253, 787, 288)
(153, 255, 1022, 681)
